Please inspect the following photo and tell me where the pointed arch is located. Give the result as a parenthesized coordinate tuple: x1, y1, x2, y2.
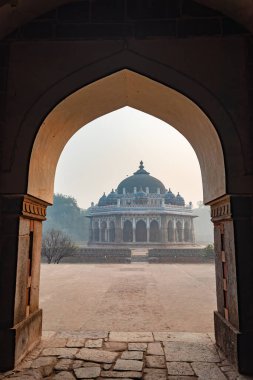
(28, 70, 225, 205)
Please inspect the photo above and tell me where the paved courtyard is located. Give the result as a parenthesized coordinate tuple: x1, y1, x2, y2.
(1, 264, 252, 379)
(40, 263, 216, 332)
(1, 330, 251, 379)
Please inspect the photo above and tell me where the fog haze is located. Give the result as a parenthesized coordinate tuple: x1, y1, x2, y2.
(55, 107, 203, 209)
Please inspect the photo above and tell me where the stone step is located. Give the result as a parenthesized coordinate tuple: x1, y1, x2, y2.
(131, 256, 148, 262)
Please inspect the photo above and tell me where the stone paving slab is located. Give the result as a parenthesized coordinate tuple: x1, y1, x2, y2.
(164, 341, 220, 362)
(154, 332, 212, 344)
(100, 371, 142, 378)
(104, 342, 127, 352)
(41, 348, 78, 357)
(85, 339, 103, 348)
(74, 366, 101, 378)
(147, 342, 164, 356)
(31, 357, 57, 369)
(43, 338, 67, 348)
(98, 378, 132, 380)
(128, 343, 147, 351)
(191, 362, 227, 379)
(54, 359, 73, 371)
(146, 355, 166, 368)
(76, 349, 118, 364)
(57, 331, 108, 339)
(66, 339, 85, 348)
(121, 351, 143, 360)
(114, 359, 143, 371)
(143, 368, 167, 380)
(168, 376, 198, 379)
(109, 332, 153, 343)
(166, 362, 195, 376)
(52, 372, 76, 379)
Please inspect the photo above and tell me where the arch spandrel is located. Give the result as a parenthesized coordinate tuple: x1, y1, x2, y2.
(28, 69, 226, 204)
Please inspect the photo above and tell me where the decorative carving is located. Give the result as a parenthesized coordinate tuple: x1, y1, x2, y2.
(210, 196, 231, 222)
(22, 196, 47, 221)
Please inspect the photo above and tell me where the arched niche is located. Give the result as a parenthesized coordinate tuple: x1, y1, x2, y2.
(28, 69, 226, 205)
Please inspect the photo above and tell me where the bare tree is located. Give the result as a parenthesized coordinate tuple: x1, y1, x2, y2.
(42, 229, 76, 264)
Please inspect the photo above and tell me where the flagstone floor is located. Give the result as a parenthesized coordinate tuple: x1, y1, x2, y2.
(1, 331, 252, 380)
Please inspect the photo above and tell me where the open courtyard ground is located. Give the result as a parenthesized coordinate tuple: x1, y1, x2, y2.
(40, 263, 216, 332)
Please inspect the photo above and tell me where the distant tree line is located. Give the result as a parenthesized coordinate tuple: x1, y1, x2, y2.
(43, 193, 89, 242)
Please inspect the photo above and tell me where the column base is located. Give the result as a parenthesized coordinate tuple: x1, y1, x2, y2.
(0, 309, 42, 371)
(214, 311, 253, 375)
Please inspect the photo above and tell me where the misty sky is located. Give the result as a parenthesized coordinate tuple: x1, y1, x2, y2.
(55, 107, 203, 209)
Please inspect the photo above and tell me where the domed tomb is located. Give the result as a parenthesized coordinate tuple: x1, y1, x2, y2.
(87, 161, 196, 248)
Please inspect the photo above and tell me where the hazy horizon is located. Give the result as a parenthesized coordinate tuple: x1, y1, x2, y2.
(54, 107, 203, 210)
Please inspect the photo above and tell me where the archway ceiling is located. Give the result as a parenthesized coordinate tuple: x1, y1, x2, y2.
(0, 0, 252, 39)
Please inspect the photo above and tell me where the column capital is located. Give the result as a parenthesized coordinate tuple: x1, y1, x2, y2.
(1, 194, 48, 221)
(209, 195, 253, 223)
(209, 195, 231, 222)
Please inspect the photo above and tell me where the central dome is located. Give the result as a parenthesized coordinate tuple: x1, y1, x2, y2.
(117, 161, 166, 194)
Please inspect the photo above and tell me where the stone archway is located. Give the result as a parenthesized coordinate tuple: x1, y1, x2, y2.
(150, 220, 160, 242)
(108, 221, 115, 243)
(17, 70, 227, 371)
(123, 220, 133, 242)
(28, 70, 225, 205)
(94, 222, 99, 242)
(3, 69, 250, 373)
(100, 221, 107, 242)
(136, 220, 147, 242)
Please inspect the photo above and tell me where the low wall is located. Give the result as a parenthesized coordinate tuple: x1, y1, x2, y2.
(60, 248, 132, 263)
(148, 248, 214, 263)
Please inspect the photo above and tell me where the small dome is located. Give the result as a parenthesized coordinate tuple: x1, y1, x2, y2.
(175, 192, 185, 206)
(164, 188, 176, 205)
(134, 187, 148, 205)
(106, 189, 118, 205)
(135, 187, 148, 199)
(98, 193, 107, 206)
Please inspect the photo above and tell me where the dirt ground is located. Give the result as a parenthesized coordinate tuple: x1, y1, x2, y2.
(40, 263, 216, 332)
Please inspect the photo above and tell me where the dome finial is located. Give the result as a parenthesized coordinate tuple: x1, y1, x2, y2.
(134, 160, 149, 175)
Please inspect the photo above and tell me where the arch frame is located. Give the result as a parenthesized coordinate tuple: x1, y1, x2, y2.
(27, 69, 226, 206)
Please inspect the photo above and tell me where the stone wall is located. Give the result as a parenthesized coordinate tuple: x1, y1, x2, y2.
(60, 248, 131, 263)
(148, 248, 214, 263)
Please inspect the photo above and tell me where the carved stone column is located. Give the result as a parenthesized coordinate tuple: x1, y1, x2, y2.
(191, 219, 195, 243)
(89, 218, 93, 242)
(173, 219, 177, 242)
(181, 219, 185, 242)
(210, 195, 253, 374)
(0, 194, 48, 371)
(133, 218, 136, 243)
(160, 215, 167, 243)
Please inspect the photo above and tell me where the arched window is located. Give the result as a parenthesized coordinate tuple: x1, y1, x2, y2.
(176, 221, 183, 242)
(150, 220, 160, 242)
(109, 221, 115, 242)
(123, 220, 133, 242)
(168, 220, 174, 242)
(100, 221, 107, 242)
(184, 220, 191, 242)
(136, 220, 147, 242)
(94, 221, 99, 242)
